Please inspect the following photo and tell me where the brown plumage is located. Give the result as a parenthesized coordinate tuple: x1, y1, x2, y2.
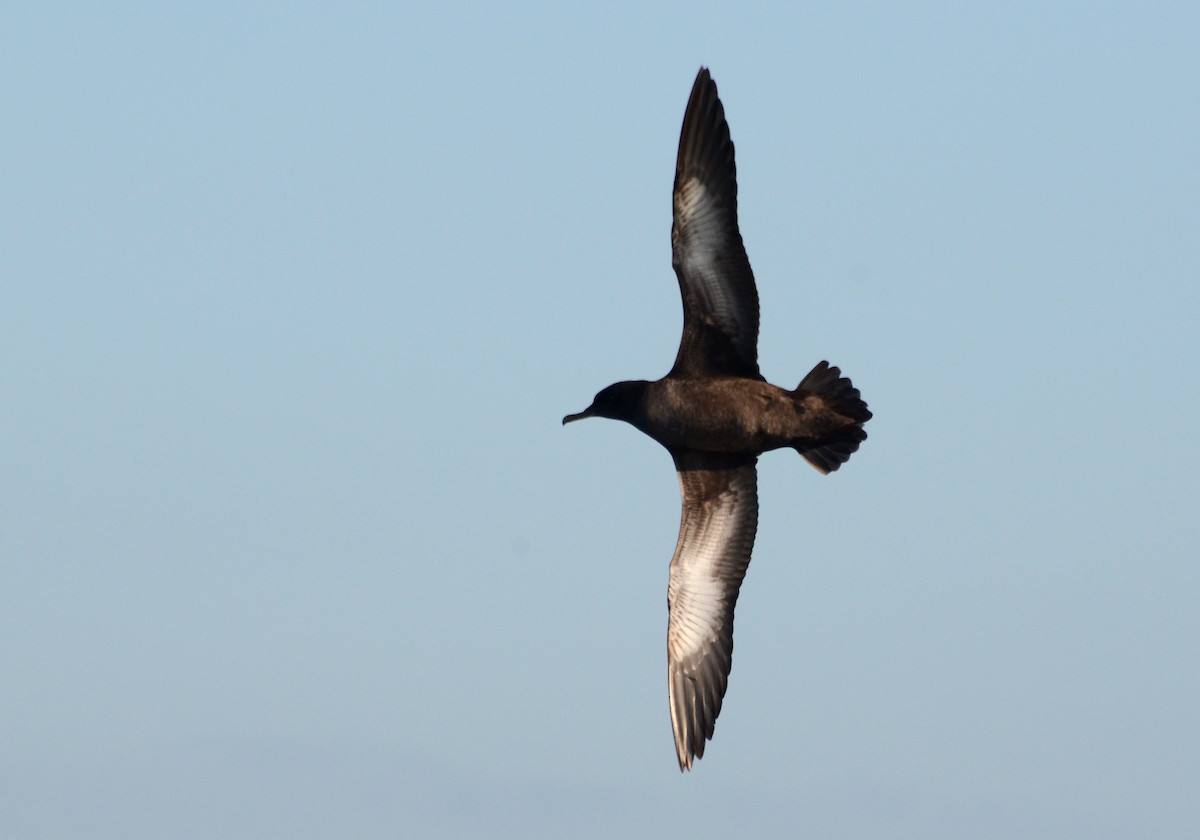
(563, 67, 871, 771)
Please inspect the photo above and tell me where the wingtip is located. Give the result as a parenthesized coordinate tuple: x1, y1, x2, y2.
(674, 729, 708, 772)
(683, 66, 719, 118)
(674, 733, 698, 772)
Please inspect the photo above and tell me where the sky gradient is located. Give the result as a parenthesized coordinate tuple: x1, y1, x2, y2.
(4, 3, 1199, 838)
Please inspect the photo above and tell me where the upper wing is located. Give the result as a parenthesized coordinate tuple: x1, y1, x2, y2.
(667, 451, 759, 771)
(669, 68, 761, 380)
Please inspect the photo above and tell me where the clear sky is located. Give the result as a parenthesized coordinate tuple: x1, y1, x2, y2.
(4, 3, 1198, 838)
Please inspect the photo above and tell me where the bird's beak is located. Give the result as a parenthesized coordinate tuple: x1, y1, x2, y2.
(562, 407, 593, 425)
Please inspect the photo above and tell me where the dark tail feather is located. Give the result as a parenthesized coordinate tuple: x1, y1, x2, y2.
(793, 361, 872, 474)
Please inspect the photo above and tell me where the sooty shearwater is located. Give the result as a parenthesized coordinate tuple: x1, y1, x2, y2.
(563, 68, 872, 771)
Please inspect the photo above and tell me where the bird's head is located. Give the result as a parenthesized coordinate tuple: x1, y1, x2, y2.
(562, 380, 649, 425)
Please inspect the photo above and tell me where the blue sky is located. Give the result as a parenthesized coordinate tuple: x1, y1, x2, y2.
(3, 3, 1198, 837)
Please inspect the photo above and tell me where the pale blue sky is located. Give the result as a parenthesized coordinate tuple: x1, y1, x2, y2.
(3, 3, 1198, 838)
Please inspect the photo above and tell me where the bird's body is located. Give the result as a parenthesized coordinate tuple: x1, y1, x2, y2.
(574, 374, 868, 460)
(564, 67, 871, 770)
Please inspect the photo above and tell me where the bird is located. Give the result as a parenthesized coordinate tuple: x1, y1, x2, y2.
(563, 67, 871, 771)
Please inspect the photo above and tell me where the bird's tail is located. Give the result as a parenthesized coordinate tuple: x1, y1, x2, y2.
(791, 361, 872, 474)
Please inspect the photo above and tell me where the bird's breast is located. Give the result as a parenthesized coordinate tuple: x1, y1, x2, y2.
(638, 378, 799, 454)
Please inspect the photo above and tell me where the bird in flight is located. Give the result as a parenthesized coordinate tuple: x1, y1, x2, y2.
(563, 67, 871, 771)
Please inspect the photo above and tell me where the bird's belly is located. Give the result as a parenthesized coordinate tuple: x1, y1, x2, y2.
(641, 379, 798, 454)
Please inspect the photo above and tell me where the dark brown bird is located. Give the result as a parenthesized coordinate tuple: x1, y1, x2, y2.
(563, 68, 871, 771)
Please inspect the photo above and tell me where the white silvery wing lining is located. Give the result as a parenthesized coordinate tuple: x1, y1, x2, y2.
(670, 67, 761, 380)
(667, 452, 759, 771)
